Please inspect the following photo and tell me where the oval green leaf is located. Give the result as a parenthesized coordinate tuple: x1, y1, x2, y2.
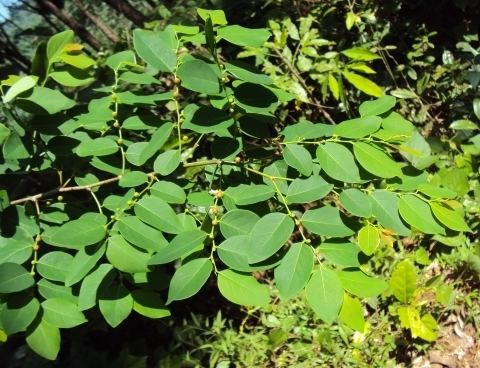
(317, 142, 362, 183)
(302, 206, 354, 237)
(305, 267, 343, 323)
(248, 213, 294, 263)
(274, 243, 314, 299)
(217, 269, 269, 307)
(167, 258, 212, 304)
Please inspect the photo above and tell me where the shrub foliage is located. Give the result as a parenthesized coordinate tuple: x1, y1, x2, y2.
(0, 8, 471, 360)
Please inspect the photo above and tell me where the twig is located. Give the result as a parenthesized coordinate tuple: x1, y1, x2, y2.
(10, 175, 122, 205)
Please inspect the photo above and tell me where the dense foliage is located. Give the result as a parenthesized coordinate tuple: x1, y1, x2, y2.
(0, 1, 479, 367)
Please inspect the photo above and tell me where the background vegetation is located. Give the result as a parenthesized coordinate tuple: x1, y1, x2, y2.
(0, 1, 479, 367)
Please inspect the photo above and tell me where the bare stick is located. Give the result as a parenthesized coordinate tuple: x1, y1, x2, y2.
(10, 176, 122, 205)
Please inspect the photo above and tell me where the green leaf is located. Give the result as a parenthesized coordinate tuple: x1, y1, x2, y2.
(0, 233, 33, 264)
(217, 235, 252, 272)
(224, 61, 272, 85)
(417, 183, 457, 199)
(217, 25, 270, 47)
(398, 306, 437, 341)
(167, 258, 212, 304)
(153, 149, 181, 176)
(220, 209, 259, 238)
(26, 318, 60, 360)
(449, 119, 478, 130)
(60, 53, 95, 69)
(357, 224, 380, 256)
(125, 122, 173, 166)
(217, 269, 269, 307)
(282, 120, 333, 141)
(172, 25, 200, 35)
(248, 213, 294, 263)
(106, 235, 150, 273)
(99, 283, 133, 328)
(398, 195, 445, 235)
(286, 175, 333, 204)
(275, 243, 314, 299)
(78, 264, 113, 311)
(116, 91, 172, 105)
(224, 184, 275, 206)
(343, 71, 383, 97)
(318, 242, 361, 267)
(316, 142, 362, 183)
(133, 29, 177, 72)
(118, 216, 168, 252)
(305, 267, 343, 323)
(118, 171, 148, 188)
(205, 16, 216, 56)
(339, 293, 365, 332)
(65, 244, 106, 287)
(370, 190, 410, 236)
(132, 290, 170, 319)
(328, 73, 340, 100)
(16, 87, 75, 115)
(148, 230, 206, 265)
(432, 168, 469, 196)
(37, 279, 77, 304)
(37, 251, 73, 282)
(348, 62, 376, 74)
(358, 95, 396, 117)
(339, 188, 372, 217)
(389, 260, 417, 303)
(282, 144, 313, 176)
(353, 142, 402, 178)
(345, 12, 355, 30)
(182, 104, 234, 133)
(390, 88, 417, 99)
(302, 206, 354, 237)
(341, 47, 381, 61)
(42, 214, 107, 249)
(0, 263, 34, 293)
(472, 97, 480, 121)
(106, 51, 135, 70)
(333, 116, 382, 138)
(399, 131, 435, 169)
(50, 67, 93, 87)
(177, 59, 220, 94)
(2, 133, 29, 160)
(76, 137, 118, 157)
(3, 76, 38, 103)
(338, 270, 388, 298)
(41, 298, 86, 328)
(0, 294, 39, 335)
(0, 123, 10, 146)
(119, 71, 160, 85)
(47, 30, 74, 62)
(430, 202, 471, 232)
(150, 181, 186, 204)
(134, 196, 183, 234)
(196, 8, 227, 25)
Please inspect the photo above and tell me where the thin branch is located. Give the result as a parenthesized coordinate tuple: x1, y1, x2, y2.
(10, 175, 122, 205)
